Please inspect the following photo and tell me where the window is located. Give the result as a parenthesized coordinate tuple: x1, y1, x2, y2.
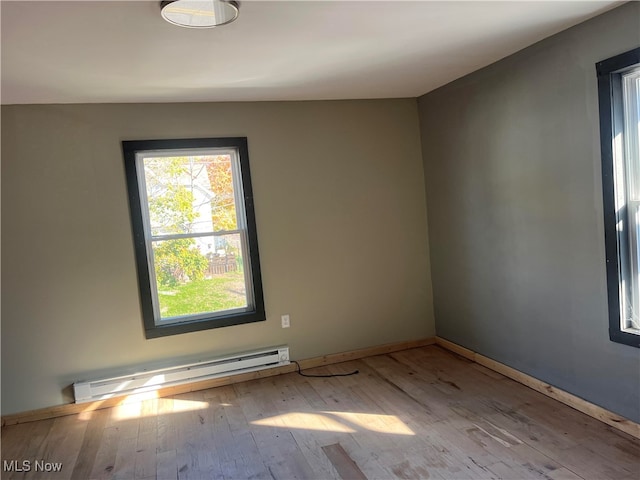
(597, 48, 640, 348)
(123, 137, 265, 338)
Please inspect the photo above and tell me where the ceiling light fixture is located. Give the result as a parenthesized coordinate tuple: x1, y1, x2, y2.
(160, 0, 240, 28)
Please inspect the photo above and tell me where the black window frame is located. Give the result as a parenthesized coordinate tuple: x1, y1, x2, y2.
(122, 137, 265, 339)
(597, 47, 640, 348)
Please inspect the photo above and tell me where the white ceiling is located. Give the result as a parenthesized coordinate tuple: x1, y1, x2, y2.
(0, 0, 623, 105)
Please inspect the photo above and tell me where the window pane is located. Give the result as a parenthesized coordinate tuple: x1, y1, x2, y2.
(623, 69, 640, 333)
(142, 154, 238, 237)
(633, 204, 640, 330)
(622, 70, 640, 200)
(152, 233, 249, 321)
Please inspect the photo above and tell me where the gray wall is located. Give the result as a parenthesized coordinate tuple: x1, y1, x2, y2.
(1, 99, 434, 415)
(419, 2, 640, 422)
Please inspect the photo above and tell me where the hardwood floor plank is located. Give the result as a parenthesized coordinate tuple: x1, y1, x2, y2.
(263, 445, 316, 480)
(69, 409, 109, 480)
(486, 460, 543, 479)
(2, 419, 56, 480)
(208, 386, 271, 480)
(111, 435, 137, 480)
(263, 376, 342, 479)
(134, 398, 158, 480)
(159, 391, 224, 479)
(206, 391, 237, 479)
(547, 467, 585, 480)
(156, 397, 177, 456)
(299, 370, 403, 479)
(234, 379, 299, 457)
(321, 443, 367, 480)
(578, 435, 640, 475)
(361, 354, 458, 422)
(1, 422, 35, 466)
(553, 443, 638, 480)
(389, 458, 448, 480)
(172, 391, 220, 480)
(89, 425, 120, 480)
(156, 449, 177, 480)
(35, 414, 88, 480)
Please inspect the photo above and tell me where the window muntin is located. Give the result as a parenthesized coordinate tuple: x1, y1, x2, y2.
(123, 138, 265, 338)
(597, 48, 640, 348)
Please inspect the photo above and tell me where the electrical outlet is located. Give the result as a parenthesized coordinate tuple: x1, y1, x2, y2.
(281, 314, 290, 328)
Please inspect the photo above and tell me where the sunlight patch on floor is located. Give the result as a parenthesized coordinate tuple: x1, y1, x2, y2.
(252, 412, 356, 433)
(251, 411, 414, 435)
(326, 411, 415, 435)
(112, 393, 209, 421)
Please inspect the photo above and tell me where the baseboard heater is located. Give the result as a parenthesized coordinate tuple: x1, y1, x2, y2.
(73, 346, 290, 404)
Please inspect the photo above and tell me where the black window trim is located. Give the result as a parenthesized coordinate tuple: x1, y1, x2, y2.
(597, 47, 640, 348)
(122, 137, 265, 339)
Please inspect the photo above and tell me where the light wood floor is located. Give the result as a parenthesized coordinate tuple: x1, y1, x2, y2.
(2, 345, 639, 480)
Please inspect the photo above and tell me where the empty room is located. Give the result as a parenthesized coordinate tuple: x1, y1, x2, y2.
(1, 1, 639, 479)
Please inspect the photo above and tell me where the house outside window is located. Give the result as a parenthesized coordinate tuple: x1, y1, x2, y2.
(597, 47, 640, 348)
(123, 137, 265, 338)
